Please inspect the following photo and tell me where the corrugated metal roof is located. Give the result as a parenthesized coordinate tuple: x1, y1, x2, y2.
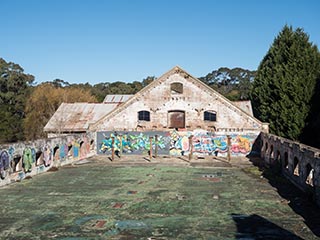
(232, 100, 253, 116)
(103, 94, 133, 103)
(44, 103, 118, 132)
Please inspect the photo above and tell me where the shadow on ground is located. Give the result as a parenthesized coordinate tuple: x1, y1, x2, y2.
(247, 155, 320, 237)
(232, 213, 303, 240)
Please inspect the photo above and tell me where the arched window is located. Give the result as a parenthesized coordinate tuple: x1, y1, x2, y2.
(305, 164, 314, 186)
(138, 111, 150, 121)
(204, 111, 217, 121)
(170, 82, 183, 94)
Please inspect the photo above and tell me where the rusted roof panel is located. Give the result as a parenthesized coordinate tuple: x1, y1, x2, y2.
(103, 94, 133, 103)
(44, 103, 118, 132)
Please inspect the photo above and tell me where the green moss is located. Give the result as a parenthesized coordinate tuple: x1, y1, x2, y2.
(0, 162, 316, 239)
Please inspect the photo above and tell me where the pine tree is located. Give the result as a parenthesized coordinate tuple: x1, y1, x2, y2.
(251, 25, 320, 140)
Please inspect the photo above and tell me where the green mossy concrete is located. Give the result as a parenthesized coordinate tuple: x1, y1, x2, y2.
(0, 160, 317, 239)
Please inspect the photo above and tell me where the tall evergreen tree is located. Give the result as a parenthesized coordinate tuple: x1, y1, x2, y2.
(0, 58, 34, 143)
(251, 25, 320, 140)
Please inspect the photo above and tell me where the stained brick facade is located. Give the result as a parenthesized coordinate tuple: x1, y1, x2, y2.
(90, 66, 268, 134)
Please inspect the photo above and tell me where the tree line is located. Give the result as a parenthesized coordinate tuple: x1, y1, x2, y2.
(0, 59, 252, 142)
(1, 25, 319, 148)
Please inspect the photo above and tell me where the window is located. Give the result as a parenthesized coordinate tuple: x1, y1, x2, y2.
(204, 111, 217, 121)
(170, 82, 183, 94)
(138, 111, 150, 121)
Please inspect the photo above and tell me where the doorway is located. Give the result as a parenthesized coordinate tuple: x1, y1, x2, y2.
(168, 110, 185, 128)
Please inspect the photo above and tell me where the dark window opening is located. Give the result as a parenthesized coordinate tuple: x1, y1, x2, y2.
(138, 111, 150, 121)
(284, 152, 289, 169)
(171, 82, 183, 94)
(36, 151, 43, 166)
(67, 144, 73, 157)
(270, 145, 274, 161)
(53, 146, 59, 161)
(204, 111, 217, 121)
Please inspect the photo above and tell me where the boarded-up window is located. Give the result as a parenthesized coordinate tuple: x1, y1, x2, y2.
(204, 111, 217, 121)
(171, 82, 183, 94)
(168, 110, 185, 128)
(138, 111, 150, 121)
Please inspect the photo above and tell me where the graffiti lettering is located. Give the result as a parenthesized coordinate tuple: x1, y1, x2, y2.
(97, 130, 258, 157)
(97, 132, 168, 155)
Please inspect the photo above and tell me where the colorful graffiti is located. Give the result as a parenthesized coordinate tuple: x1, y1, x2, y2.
(0, 150, 10, 179)
(73, 142, 80, 158)
(43, 145, 52, 167)
(97, 132, 168, 155)
(23, 148, 34, 172)
(97, 130, 258, 157)
(169, 130, 257, 156)
(193, 135, 228, 155)
(59, 144, 68, 161)
(169, 130, 191, 155)
(0, 133, 95, 184)
(231, 135, 252, 154)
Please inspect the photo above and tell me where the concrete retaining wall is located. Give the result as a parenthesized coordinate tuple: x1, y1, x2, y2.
(260, 132, 320, 207)
(0, 132, 96, 186)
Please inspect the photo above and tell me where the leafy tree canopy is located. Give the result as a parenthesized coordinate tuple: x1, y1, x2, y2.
(24, 83, 97, 140)
(0, 58, 34, 143)
(199, 67, 256, 100)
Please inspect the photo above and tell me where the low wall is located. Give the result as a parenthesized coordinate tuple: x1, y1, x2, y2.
(97, 129, 260, 158)
(260, 132, 320, 207)
(0, 132, 96, 186)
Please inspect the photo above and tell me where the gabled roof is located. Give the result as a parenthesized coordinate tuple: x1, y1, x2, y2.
(90, 66, 263, 130)
(44, 103, 118, 132)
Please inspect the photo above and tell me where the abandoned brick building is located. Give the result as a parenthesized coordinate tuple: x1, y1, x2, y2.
(44, 66, 268, 136)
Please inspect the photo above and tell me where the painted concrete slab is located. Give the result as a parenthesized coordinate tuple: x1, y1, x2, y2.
(0, 157, 318, 239)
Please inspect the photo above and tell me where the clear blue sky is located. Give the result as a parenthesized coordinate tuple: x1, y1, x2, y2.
(1, 0, 319, 85)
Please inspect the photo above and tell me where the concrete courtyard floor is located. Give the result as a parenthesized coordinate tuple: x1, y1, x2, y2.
(0, 155, 319, 239)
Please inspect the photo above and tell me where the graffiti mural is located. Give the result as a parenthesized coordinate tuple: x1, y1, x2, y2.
(193, 135, 228, 155)
(58, 144, 67, 161)
(23, 147, 34, 172)
(43, 145, 52, 167)
(73, 142, 80, 158)
(0, 150, 10, 179)
(97, 131, 169, 155)
(0, 132, 96, 186)
(230, 135, 255, 154)
(97, 130, 258, 157)
(169, 130, 258, 156)
(169, 130, 191, 155)
(169, 130, 228, 156)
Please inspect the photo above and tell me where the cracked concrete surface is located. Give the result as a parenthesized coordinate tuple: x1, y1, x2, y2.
(0, 156, 318, 239)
